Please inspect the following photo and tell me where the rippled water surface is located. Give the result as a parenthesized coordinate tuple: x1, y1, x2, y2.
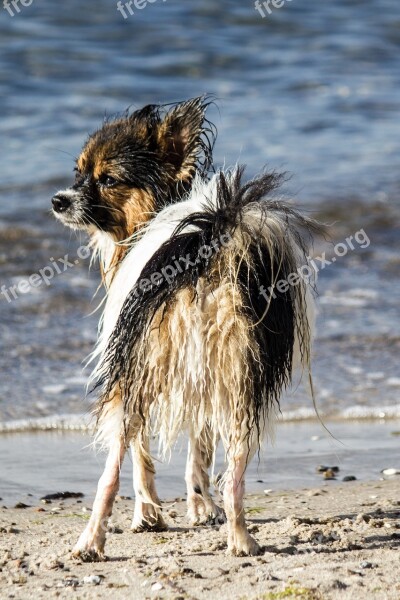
(0, 0, 399, 428)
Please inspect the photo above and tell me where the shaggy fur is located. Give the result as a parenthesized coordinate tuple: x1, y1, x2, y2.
(52, 98, 322, 560)
(93, 168, 319, 455)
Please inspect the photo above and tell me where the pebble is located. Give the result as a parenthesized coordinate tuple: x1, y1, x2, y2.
(61, 578, 80, 588)
(151, 582, 163, 591)
(132, 557, 148, 565)
(306, 489, 322, 496)
(83, 575, 102, 585)
(332, 580, 348, 590)
(44, 558, 64, 570)
(360, 561, 376, 569)
(40, 492, 84, 501)
(263, 489, 273, 495)
(382, 468, 400, 476)
(317, 465, 339, 473)
(355, 513, 371, 524)
(14, 502, 30, 509)
(343, 476, 357, 482)
(317, 465, 328, 473)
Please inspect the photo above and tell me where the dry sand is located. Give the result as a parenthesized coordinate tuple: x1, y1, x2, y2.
(0, 478, 399, 600)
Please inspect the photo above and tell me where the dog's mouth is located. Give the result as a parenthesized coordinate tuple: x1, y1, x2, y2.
(53, 211, 88, 230)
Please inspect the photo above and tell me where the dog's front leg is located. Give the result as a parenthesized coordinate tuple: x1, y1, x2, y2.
(72, 438, 125, 561)
(130, 436, 168, 532)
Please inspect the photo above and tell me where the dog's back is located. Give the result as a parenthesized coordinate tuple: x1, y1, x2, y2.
(94, 167, 319, 460)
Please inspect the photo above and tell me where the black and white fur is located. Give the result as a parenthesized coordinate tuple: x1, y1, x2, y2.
(72, 166, 320, 559)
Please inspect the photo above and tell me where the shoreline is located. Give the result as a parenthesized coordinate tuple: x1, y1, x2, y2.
(1, 420, 399, 506)
(1, 479, 399, 599)
(1, 405, 400, 434)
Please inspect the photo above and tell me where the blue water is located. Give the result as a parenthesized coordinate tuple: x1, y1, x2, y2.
(0, 0, 399, 426)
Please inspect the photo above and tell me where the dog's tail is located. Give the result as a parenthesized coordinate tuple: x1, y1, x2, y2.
(93, 166, 323, 448)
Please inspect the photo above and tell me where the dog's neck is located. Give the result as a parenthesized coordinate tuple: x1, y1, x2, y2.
(89, 183, 197, 288)
(89, 189, 166, 287)
(90, 230, 133, 289)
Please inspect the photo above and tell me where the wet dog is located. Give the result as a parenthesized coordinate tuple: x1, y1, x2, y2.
(52, 97, 321, 559)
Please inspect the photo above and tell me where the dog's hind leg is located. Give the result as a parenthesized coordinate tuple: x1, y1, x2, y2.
(222, 441, 261, 556)
(72, 437, 125, 561)
(185, 424, 225, 526)
(130, 435, 168, 532)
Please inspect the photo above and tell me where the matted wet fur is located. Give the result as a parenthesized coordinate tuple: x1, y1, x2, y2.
(52, 98, 322, 560)
(94, 168, 320, 453)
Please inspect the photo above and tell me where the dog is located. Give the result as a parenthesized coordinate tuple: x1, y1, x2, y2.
(52, 97, 321, 559)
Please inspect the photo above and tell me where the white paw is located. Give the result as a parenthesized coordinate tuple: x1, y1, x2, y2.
(72, 529, 107, 562)
(227, 532, 262, 556)
(187, 495, 225, 526)
(189, 505, 226, 526)
(131, 513, 168, 533)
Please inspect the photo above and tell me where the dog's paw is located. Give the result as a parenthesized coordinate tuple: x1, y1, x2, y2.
(72, 547, 106, 562)
(131, 514, 168, 533)
(191, 506, 226, 527)
(227, 533, 262, 557)
(207, 505, 226, 526)
(187, 495, 226, 527)
(72, 528, 107, 562)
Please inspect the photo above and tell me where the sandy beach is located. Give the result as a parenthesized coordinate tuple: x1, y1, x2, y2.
(1, 478, 399, 600)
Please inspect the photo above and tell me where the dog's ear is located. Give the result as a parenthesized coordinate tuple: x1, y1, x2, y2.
(157, 97, 210, 182)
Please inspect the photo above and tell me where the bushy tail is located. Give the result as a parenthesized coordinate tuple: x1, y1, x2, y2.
(93, 167, 323, 444)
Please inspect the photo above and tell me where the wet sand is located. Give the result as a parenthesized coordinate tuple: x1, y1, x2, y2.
(1, 420, 400, 505)
(1, 478, 399, 599)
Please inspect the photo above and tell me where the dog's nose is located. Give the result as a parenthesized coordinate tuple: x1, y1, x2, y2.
(52, 193, 71, 213)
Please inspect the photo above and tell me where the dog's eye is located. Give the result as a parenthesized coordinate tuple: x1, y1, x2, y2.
(98, 174, 118, 187)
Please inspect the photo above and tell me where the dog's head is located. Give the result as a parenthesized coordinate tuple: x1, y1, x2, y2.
(52, 97, 214, 240)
